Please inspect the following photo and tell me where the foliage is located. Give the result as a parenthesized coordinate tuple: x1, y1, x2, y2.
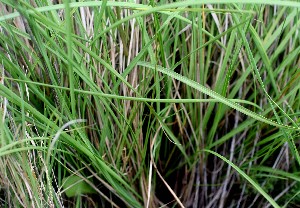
(0, 0, 300, 207)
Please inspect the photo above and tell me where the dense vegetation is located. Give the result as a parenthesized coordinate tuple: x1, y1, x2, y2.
(0, 0, 300, 207)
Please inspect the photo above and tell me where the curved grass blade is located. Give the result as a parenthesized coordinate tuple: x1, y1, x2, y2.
(138, 61, 300, 131)
(204, 149, 280, 208)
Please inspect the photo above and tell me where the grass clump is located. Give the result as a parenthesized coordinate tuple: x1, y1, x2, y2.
(0, 0, 300, 207)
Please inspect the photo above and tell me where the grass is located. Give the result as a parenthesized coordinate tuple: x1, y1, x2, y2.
(0, 0, 300, 207)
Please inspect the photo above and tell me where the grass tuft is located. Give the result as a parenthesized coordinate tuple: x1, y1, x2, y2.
(0, 1, 300, 207)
